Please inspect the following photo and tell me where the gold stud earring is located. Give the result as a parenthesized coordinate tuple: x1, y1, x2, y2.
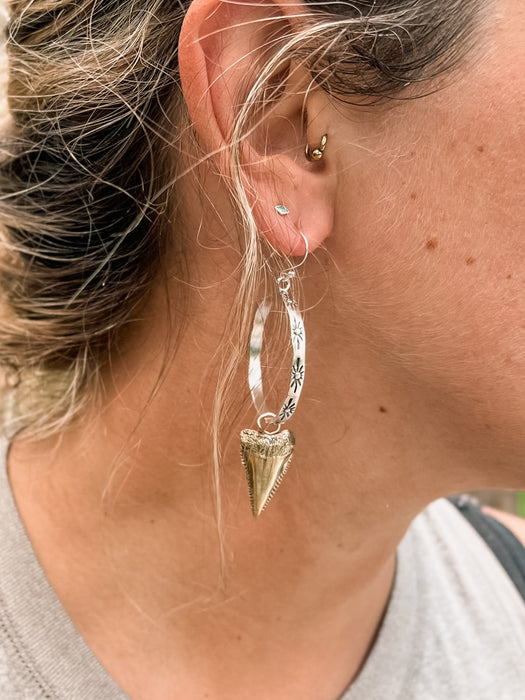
(305, 134, 328, 162)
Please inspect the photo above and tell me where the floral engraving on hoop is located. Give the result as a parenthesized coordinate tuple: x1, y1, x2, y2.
(279, 398, 296, 422)
(281, 291, 297, 309)
(290, 357, 305, 392)
(291, 319, 304, 350)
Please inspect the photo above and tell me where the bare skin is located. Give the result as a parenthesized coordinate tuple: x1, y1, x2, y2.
(484, 509, 525, 547)
(7, 0, 525, 698)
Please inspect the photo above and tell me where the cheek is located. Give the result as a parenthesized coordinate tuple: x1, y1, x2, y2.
(330, 58, 525, 462)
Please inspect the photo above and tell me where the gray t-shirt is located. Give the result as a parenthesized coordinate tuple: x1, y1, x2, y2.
(0, 449, 524, 698)
(344, 499, 525, 699)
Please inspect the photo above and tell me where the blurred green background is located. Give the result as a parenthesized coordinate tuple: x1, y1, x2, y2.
(472, 491, 525, 516)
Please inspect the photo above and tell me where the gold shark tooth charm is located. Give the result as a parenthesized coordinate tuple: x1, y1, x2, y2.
(240, 429, 295, 518)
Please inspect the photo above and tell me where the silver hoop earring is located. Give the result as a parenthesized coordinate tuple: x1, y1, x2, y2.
(240, 233, 308, 517)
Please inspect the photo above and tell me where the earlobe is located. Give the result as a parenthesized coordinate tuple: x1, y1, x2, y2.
(245, 140, 334, 256)
(178, 0, 335, 255)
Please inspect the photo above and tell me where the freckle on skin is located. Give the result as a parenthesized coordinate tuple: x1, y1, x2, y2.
(426, 238, 438, 250)
(507, 274, 512, 280)
(466, 257, 475, 265)
(379, 406, 387, 413)
(477, 145, 485, 153)
(410, 192, 417, 200)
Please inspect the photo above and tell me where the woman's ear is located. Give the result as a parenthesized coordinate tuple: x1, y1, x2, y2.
(178, 0, 335, 255)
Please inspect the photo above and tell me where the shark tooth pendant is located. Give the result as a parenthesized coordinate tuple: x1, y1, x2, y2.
(240, 429, 295, 517)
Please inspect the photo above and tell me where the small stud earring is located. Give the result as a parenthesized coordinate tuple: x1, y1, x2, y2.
(275, 204, 289, 216)
(305, 134, 328, 162)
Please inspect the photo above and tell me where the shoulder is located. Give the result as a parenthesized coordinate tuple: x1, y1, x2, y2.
(482, 506, 525, 547)
(350, 499, 525, 699)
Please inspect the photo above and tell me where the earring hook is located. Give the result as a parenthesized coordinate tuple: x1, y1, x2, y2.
(289, 231, 309, 269)
(276, 232, 309, 291)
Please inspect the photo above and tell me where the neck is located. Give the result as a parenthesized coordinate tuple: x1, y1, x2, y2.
(7, 274, 426, 700)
